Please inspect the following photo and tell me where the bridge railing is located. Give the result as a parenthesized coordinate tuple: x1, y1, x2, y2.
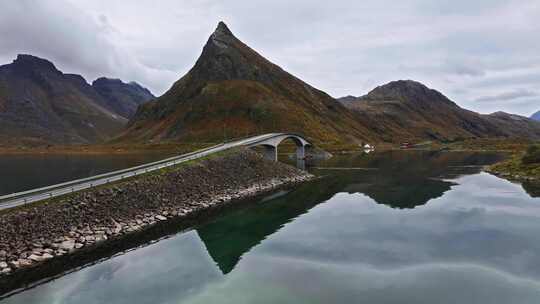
(0, 133, 312, 209)
(0, 142, 226, 207)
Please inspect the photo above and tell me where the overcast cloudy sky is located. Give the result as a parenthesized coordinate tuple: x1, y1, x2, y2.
(0, 0, 538, 116)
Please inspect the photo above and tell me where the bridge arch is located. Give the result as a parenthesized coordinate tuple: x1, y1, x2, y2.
(247, 133, 311, 162)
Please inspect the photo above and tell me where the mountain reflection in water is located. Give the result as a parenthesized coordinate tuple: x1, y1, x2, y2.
(200, 151, 504, 274)
(7, 151, 540, 304)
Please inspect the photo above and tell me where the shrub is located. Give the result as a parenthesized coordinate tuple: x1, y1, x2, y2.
(522, 144, 540, 164)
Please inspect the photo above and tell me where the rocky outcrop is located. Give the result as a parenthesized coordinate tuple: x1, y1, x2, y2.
(0, 149, 312, 281)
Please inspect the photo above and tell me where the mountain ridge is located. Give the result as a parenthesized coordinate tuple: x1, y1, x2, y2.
(0, 54, 153, 146)
(3, 26, 538, 147)
(126, 23, 540, 145)
(339, 80, 540, 141)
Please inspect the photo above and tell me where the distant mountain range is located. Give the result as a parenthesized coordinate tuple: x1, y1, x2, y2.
(0, 54, 154, 146)
(531, 111, 540, 121)
(338, 80, 540, 142)
(1, 23, 539, 147)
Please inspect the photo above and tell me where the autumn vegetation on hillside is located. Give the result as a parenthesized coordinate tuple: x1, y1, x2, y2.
(488, 143, 540, 180)
(523, 145, 540, 164)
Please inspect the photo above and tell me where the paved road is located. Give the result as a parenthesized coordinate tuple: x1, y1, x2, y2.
(0, 133, 286, 211)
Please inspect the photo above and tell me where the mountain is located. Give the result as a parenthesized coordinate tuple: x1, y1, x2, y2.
(337, 95, 362, 105)
(484, 111, 540, 139)
(122, 22, 375, 144)
(92, 78, 154, 118)
(123, 23, 540, 145)
(0, 54, 152, 146)
(339, 80, 540, 142)
(531, 111, 540, 121)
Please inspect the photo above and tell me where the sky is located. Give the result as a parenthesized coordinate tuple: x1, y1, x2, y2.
(0, 0, 538, 116)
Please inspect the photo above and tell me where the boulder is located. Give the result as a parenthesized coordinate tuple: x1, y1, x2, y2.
(11, 259, 32, 268)
(42, 253, 54, 260)
(28, 254, 43, 262)
(113, 224, 122, 234)
(95, 235, 107, 243)
(8, 260, 19, 269)
(59, 240, 75, 251)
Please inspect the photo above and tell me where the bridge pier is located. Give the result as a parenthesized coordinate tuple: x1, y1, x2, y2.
(260, 144, 305, 162)
(247, 133, 311, 163)
(261, 145, 278, 162)
(296, 145, 305, 160)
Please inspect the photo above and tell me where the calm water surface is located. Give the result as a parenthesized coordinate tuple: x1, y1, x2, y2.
(0, 152, 174, 196)
(4, 151, 540, 303)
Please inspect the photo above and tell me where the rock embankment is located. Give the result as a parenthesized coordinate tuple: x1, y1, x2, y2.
(0, 149, 313, 277)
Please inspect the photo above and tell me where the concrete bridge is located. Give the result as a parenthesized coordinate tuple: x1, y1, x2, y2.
(0, 133, 312, 210)
(245, 133, 311, 161)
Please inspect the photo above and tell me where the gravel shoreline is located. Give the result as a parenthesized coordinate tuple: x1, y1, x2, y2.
(0, 149, 313, 286)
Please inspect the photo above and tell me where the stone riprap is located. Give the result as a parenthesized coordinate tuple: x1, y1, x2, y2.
(0, 149, 313, 277)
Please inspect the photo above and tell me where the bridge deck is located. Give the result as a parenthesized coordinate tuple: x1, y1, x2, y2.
(0, 133, 310, 210)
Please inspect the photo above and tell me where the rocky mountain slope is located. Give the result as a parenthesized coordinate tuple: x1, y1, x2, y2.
(0, 55, 153, 146)
(484, 111, 540, 139)
(122, 22, 375, 145)
(531, 111, 540, 121)
(339, 80, 540, 142)
(92, 78, 154, 118)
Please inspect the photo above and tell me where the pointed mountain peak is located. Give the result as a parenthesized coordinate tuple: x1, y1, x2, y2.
(214, 21, 233, 36)
(209, 21, 236, 46)
(182, 20, 280, 84)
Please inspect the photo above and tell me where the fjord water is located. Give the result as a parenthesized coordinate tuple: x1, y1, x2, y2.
(4, 151, 540, 304)
(0, 152, 173, 196)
